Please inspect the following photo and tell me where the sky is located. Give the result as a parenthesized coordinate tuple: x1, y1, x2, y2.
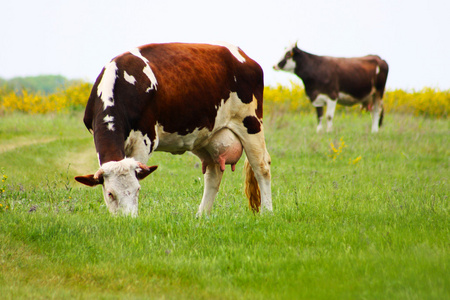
(1, 0, 449, 90)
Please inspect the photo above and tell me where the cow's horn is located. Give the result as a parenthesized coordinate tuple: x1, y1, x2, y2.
(94, 168, 104, 179)
(137, 161, 149, 171)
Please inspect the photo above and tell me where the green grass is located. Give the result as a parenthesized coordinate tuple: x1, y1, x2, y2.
(0, 110, 448, 299)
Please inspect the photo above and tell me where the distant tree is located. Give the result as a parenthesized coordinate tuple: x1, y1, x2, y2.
(7, 75, 70, 94)
(0, 78, 14, 98)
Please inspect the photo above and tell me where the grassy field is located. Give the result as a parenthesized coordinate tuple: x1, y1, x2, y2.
(0, 109, 448, 299)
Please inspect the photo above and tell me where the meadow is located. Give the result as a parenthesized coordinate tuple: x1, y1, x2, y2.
(0, 84, 449, 299)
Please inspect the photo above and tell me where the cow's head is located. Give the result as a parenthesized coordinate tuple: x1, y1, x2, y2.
(273, 42, 299, 73)
(75, 158, 157, 217)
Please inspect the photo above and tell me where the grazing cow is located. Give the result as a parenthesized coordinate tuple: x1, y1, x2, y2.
(75, 42, 272, 217)
(274, 43, 389, 133)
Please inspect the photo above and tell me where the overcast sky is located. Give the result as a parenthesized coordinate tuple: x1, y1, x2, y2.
(1, 0, 449, 90)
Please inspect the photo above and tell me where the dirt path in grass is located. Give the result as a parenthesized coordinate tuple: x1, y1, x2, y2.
(62, 143, 98, 176)
(0, 137, 58, 154)
(0, 136, 97, 176)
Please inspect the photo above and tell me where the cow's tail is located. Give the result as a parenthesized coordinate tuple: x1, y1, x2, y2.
(244, 157, 261, 212)
(379, 106, 384, 127)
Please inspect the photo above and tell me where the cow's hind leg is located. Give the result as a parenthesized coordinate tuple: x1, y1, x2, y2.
(231, 124, 272, 212)
(196, 163, 223, 216)
(244, 133, 272, 212)
(371, 93, 383, 133)
(325, 98, 338, 132)
(315, 106, 324, 133)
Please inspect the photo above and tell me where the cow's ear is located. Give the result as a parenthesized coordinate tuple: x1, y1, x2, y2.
(75, 174, 104, 187)
(136, 165, 158, 180)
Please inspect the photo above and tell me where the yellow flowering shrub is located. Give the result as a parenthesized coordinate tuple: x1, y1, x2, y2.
(1, 81, 448, 118)
(264, 82, 314, 115)
(384, 88, 449, 118)
(0, 82, 92, 114)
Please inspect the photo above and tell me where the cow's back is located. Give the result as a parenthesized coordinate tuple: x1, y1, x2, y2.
(327, 55, 386, 99)
(116, 43, 263, 134)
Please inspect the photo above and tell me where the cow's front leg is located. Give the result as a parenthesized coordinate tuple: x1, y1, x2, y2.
(196, 163, 223, 216)
(315, 106, 324, 132)
(325, 99, 338, 132)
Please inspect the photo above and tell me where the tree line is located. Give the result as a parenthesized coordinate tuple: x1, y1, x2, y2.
(0, 75, 77, 94)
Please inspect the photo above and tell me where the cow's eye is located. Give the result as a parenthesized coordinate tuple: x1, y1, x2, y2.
(108, 192, 115, 200)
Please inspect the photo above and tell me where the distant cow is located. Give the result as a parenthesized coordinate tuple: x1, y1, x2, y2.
(274, 43, 388, 132)
(75, 42, 272, 217)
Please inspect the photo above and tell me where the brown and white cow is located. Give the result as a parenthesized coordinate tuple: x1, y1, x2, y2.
(274, 43, 389, 133)
(75, 42, 272, 217)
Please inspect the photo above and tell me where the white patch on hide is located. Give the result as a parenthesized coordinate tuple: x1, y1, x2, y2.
(124, 71, 136, 85)
(97, 61, 118, 110)
(129, 48, 158, 91)
(124, 130, 152, 164)
(103, 114, 115, 131)
(100, 158, 141, 217)
(316, 117, 323, 133)
(337, 92, 360, 106)
(274, 43, 297, 72)
(312, 94, 329, 107)
(101, 157, 139, 175)
(338, 89, 375, 106)
(282, 57, 296, 73)
(155, 124, 210, 154)
(154, 91, 256, 155)
(107, 123, 115, 131)
(103, 115, 114, 123)
(209, 42, 246, 63)
(375, 65, 380, 75)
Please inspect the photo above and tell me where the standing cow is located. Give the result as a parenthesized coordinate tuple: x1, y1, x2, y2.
(75, 42, 272, 217)
(274, 43, 388, 133)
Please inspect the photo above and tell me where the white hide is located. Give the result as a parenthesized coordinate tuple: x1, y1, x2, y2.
(338, 92, 373, 106)
(371, 98, 382, 133)
(274, 43, 297, 72)
(97, 61, 118, 110)
(100, 158, 142, 217)
(312, 94, 329, 107)
(312, 94, 337, 133)
(281, 57, 296, 73)
(124, 130, 152, 164)
(103, 114, 115, 131)
(129, 48, 158, 91)
(154, 91, 247, 154)
(316, 117, 323, 133)
(124, 71, 136, 85)
(208, 42, 246, 63)
(325, 98, 337, 132)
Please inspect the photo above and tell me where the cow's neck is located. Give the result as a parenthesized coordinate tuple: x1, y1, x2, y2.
(93, 114, 128, 165)
(295, 49, 321, 81)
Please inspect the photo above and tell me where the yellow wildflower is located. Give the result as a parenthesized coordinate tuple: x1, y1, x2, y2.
(349, 156, 362, 165)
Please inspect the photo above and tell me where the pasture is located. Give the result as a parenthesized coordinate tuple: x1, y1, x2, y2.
(0, 108, 448, 299)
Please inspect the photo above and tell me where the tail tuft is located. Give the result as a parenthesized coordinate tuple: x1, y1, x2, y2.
(379, 106, 384, 127)
(244, 158, 260, 212)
